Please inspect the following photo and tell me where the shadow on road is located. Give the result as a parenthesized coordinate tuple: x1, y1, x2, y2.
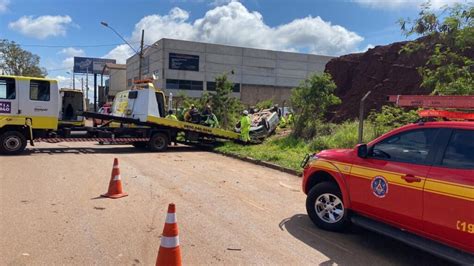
(279, 214, 453, 265)
(21, 145, 200, 156)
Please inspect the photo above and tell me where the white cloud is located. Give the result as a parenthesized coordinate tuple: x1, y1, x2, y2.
(58, 47, 85, 69)
(352, 0, 464, 9)
(54, 75, 70, 89)
(0, 0, 10, 13)
(8, 15, 73, 39)
(103, 44, 135, 64)
(210, 0, 234, 6)
(359, 43, 375, 53)
(59, 47, 85, 57)
(62, 57, 75, 69)
(105, 2, 363, 61)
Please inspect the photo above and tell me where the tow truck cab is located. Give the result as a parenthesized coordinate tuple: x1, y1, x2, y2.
(0, 75, 60, 131)
(302, 121, 474, 263)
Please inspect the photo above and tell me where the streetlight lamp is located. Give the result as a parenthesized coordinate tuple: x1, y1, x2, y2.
(66, 71, 74, 89)
(100, 21, 145, 80)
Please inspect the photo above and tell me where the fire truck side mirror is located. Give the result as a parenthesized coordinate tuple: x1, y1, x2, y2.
(356, 144, 368, 158)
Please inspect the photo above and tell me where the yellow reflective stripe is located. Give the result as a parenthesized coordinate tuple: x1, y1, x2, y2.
(310, 160, 351, 174)
(311, 159, 473, 201)
(425, 180, 474, 201)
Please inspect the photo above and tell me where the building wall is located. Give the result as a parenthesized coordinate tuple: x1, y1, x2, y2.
(108, 68, 126, 96)
(126, 38, 332, 106)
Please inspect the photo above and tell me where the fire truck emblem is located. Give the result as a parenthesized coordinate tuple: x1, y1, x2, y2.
(371, 176, 388, 198)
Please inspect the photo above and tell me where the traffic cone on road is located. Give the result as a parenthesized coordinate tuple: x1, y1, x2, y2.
(156, 203, 182, 266)
(101, 158, 128, 199)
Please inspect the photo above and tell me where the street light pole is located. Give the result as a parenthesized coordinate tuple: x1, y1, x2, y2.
(138, 29, 144, 80)
(100, 21, 145, 79)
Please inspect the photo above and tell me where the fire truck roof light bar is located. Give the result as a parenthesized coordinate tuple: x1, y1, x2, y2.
(387, 95, 474, 109)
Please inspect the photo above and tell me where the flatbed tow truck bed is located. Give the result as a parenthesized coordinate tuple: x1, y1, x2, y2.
(33, 112, 241, 149)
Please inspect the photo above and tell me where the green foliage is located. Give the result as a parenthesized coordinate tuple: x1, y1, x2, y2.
(291, 73, 341, 139)
(0, 39, 47, 77)
(255, 98, 274, 110)
(399, 2, 474, 95)
(215, 135, 311, 172)
(210, 74, 243, 129)
(368, 105, 419, 136)
(309, 121, 377, 151)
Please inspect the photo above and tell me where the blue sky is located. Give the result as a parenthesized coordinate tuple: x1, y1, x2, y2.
(0, 0, 467, 88)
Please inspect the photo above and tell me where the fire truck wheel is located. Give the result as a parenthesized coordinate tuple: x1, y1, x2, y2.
(0, 130, 27, 155)
(148, 133, 169, 152)
(306, 182, 349, 231)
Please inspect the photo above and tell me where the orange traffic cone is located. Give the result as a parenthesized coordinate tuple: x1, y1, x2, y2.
(101, 158, 128, 199)
(156, 203, 182, 266)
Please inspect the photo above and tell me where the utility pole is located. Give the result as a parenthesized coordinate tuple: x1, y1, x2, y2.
(86, 67, 89, 107)
(138, 29, 144, 80)
(358, 91, 372, 144)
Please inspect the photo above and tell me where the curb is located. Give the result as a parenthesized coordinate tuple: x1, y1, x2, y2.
(212, 150, 301, 177)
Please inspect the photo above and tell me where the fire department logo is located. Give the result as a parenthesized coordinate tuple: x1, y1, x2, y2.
(371, 176, 388, 198)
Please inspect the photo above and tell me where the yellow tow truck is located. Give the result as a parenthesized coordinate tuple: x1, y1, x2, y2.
(0, 75, 241, 155)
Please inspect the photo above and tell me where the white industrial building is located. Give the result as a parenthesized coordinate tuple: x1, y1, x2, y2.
(126, 38, 333, 106)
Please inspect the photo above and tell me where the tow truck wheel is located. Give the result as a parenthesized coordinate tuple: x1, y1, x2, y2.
(132, 142, 147, 149)
(0, 131, 27, 155)
(306, 182, 349, 231)
(148, 133, 169, 152)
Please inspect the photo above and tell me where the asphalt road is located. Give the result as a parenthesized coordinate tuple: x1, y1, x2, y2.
(0, 142, 452, 265)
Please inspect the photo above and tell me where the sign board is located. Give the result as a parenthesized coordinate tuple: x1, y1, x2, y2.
(0, 101, 11, 113)
(169, 53, 199, 71)
(73, 57, 116, 74)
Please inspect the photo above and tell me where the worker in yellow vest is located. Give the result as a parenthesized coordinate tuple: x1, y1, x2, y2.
(240, 110, 251, 143)
(166, 110, 178, 120)
(166, 110, 178, 145)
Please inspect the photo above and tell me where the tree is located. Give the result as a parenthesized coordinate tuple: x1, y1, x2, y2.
(0, 39, 47, 77)
(210, 74, 242, 129)
(399, 2, 473, 95)
(291, 73, 341, 139)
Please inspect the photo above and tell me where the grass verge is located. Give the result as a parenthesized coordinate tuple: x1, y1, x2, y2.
(213, 121, 382, 174)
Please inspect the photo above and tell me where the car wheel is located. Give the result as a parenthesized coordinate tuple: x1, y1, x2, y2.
(148, 133, 168, 152)
(0, 131, 27, 155)
(306, 182, 349, 231)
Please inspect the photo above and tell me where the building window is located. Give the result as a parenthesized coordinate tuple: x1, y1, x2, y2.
(0, 77, 15, 99)
(30, 80, 50, 101)
(166, 79, 203, 91)
(206, 82, 240, 93)
(127, 78, 132, 86)
(169, 53, 199, 71)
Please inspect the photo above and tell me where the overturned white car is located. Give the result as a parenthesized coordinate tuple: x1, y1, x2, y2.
(235, 109, 280, 140)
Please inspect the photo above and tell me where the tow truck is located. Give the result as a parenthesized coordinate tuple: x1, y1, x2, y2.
(301, 95, 474, 264)
(0, 75, 241, 155)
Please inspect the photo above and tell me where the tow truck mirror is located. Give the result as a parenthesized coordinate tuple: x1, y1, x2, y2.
(356, 144, 368, 158)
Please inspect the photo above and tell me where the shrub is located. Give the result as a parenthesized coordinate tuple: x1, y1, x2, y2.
(309, 121, 377, 151)
(368, 105, 419, 136)
(291, 73, 341, 139)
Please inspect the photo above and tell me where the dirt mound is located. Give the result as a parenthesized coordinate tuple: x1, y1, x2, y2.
(325, 38, 433, 122)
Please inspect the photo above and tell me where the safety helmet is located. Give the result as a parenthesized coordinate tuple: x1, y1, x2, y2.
(243, 110, 249, 115)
